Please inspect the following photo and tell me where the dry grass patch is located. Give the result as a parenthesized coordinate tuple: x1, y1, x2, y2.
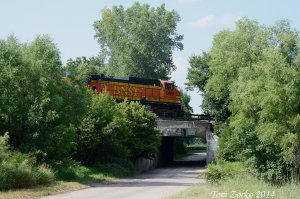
(0, 181, 87, 199)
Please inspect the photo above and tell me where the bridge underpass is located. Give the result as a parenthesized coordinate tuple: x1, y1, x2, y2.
(132, 119, 217, 173)
(156, 119, 216, 167)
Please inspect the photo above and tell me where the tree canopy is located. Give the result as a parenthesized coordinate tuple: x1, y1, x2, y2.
(0, 35, 88, 161)
(0, 35, 160, 167)
(179, 89, 193, 114)
(94, 2, 183, 79)
(187, 18, 300, 183)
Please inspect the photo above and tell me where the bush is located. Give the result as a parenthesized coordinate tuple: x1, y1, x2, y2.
(54, 159, 134, 183)
(0, 133, 54, 190)
(0, 153, 55, 190)
(204, 161, 246, 183)
(54, 161, 91, 181)
(75, 95, 160, 164)
(36, 165, 55, 184)
(95, 158, 134, 177)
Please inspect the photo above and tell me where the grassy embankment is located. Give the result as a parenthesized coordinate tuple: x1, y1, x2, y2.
(168, 175, 300, 199)
(0, 161, 133, 199)
(168, 162, 300, 199)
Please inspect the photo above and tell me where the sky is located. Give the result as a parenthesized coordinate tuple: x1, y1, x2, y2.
(1, 0, 299, 114)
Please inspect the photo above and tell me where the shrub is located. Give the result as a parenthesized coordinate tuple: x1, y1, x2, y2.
(36, 164, 55, 185)
(204, 161, 247, 183)
(53, 161, 82, 181)
(54, 159, 134, 183)
(95, 158, 134, 177)
(0, 133, 54, 190)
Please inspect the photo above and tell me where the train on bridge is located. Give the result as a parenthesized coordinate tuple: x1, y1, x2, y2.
(88, 74, 184, 117)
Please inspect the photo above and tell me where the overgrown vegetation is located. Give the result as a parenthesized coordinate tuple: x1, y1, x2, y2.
(204, 162, 247, 183)
(75, 93, 160, 165)
(0, 34, 160, 190)
(0, 2, 187, 194)
(187, 18, 300, 183)
(53, 160, 134, 183)
(0, 133, 54, 190)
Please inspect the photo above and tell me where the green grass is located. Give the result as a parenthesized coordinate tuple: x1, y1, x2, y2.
(0, 181, 87, 199)
(168, 162, 300, 199)
(186, 146, 207, 154)
(53, 160, 134, 184)
(168, 173, 300, 199)
(0, 160, 134, 198)
(54, 163, 116, 184)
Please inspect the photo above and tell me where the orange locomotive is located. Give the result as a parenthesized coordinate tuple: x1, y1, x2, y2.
(88, 74, 184, 117)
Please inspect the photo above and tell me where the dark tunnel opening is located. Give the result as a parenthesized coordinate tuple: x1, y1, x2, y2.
(159, 136, 207, 167)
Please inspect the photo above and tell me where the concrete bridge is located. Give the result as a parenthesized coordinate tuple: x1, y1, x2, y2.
(133, 118, 218, 172)
(156, 119, 210, 138)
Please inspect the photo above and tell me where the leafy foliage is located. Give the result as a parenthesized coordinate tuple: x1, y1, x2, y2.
(75, 93, 123, 164)
(65, 56, 104, 85)
(94, 2, 183, 79)
(186, 51, 211, 93)
(75, 93, 160, 165)
(179, 89, 193, 114)
(0, 35, 161, 186)
(116, 101, 160, 159)
(0, 133, 54, 190)
(204, 162, 246, 184)
(188, 18, 300, 183)
(0, 36, 87, 162)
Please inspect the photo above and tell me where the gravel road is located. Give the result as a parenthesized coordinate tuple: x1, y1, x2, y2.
(41, 154, 206, 199)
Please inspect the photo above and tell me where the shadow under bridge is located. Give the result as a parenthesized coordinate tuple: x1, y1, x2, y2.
(155, 119, 216, 166)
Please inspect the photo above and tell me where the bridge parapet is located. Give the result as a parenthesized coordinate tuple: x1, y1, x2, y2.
(156, 119, 211, 138)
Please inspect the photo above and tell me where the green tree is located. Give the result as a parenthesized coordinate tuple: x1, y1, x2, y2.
(0, 35, 87, 162)
(116, 101, 160, 159)
(65, 56, 104, 85)
(0, 36, 23, 141)
(76, 94, 160, 164)
(186, 52, 219, 117)
(94, 2, 183, 79)
(179, 89, 193, 114)
(76, 93, 121, 165)
(189, 18, 300, 182)
(186, 52, 211, 93)
(206, 18, 268, 122)
(229, 47, 300, 182)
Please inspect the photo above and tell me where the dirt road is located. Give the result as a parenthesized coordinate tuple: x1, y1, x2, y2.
(41, 164, 205, 199)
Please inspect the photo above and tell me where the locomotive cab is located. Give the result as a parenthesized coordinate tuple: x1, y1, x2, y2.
(160, 80, 180, 103)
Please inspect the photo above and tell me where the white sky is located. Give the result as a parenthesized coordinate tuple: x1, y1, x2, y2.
(1, 0, 299, 113)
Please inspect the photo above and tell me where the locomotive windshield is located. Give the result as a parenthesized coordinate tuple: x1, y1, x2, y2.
(165, 83, 174, 89)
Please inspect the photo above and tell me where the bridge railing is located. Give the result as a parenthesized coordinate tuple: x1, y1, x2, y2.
(157, 114, 212, 122)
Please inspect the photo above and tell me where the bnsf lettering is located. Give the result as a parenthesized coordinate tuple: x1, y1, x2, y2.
(113, 86, 139, 97)
(166, 91, 174, 95)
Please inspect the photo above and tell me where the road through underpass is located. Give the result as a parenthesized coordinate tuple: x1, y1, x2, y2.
(41, 154, 206, 199)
